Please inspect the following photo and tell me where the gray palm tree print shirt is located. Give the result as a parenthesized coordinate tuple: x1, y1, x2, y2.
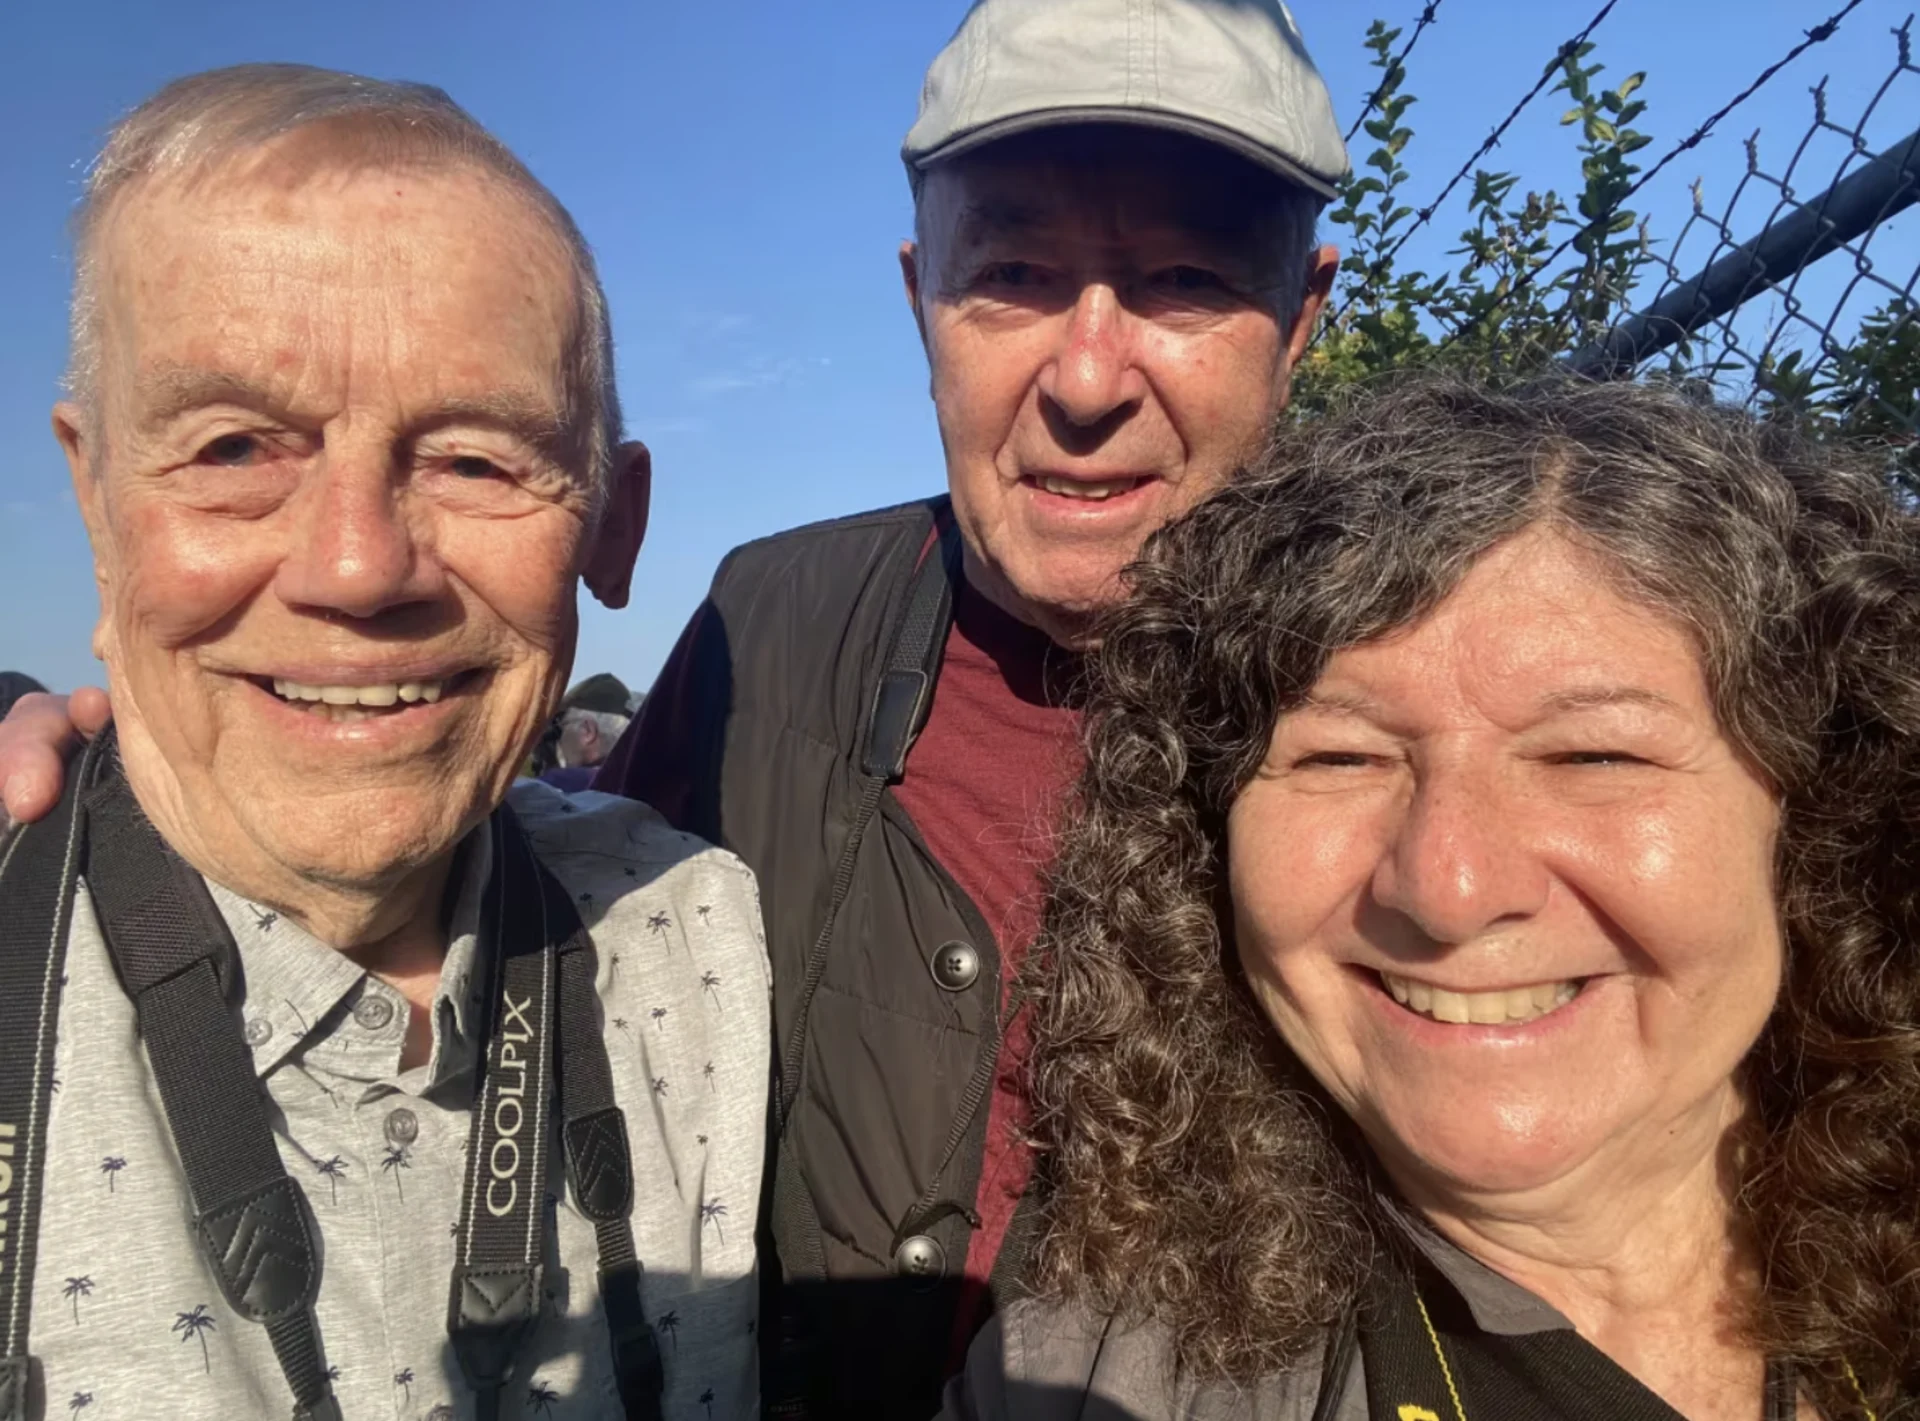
(27, 781, 769, 1421)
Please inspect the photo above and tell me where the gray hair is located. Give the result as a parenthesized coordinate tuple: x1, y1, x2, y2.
(554, 707, 631, 768)
(68, 63, 623, 500)
(1027, 372, 1920, 1409)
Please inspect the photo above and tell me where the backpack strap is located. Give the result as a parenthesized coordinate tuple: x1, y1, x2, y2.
(81, 738, 339, 1421)
(0, 738, 92, 1421)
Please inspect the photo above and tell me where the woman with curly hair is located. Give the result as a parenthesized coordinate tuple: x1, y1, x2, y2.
(942, 375, 1920, 1421)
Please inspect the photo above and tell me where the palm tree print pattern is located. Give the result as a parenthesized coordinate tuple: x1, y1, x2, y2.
(173, 1304, 216, 1372)
(657, 1310, 679, 1352)
(646, 911, 672, 951)
(527, 1380, 560, 1416)
(650, 1006, 669, 1032)
(67, 1392, 92, 1417)
(381, 1144, 412, 1201)
(62, 1276, 93, 1324)
(315, 1155, 348, 1204)
(99, 1156, 126, 1193)
(394, 1367, 414, 1405)
(700, 972, 723, 1011)
(700, 1386, 716, 1418)
(700, 1199, 729, 1244)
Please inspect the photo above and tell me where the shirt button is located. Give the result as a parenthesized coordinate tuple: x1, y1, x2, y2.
(929, 941, 981, 992)
(354, 994, 396, 1031)
(892, 1234, 946, 1279)
(243, 1016, 273, 1048)
(385, 1107, 420, 1147)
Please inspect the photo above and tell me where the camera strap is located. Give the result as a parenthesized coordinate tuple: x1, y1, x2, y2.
(0, 736, 91, 1421)
(451, 802, 662, 1421)
(0, 733, 661, 1421)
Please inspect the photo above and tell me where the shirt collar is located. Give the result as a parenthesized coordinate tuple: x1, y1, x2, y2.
(203, 816, 497, 1089)
(1381, 1196, 1575, 1338)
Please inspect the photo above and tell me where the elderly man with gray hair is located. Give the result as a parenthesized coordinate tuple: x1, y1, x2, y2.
(0, 64, 766, 1421)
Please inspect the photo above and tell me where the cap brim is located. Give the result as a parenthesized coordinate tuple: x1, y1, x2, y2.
(906, 106, 1342, 200)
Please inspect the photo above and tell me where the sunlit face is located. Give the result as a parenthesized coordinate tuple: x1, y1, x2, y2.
(905, 129, 1334, 646)
(58, 155, 641, 919)
(1227, 530, 1783, 1200)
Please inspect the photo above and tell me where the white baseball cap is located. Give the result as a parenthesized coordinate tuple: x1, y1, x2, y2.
(902, 0, 1349, 199)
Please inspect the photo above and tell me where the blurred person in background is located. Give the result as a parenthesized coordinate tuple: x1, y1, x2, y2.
(536, 671, 635, 790)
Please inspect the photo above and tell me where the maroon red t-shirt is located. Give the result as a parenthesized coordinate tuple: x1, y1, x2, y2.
(890, 583, 1082, 1346)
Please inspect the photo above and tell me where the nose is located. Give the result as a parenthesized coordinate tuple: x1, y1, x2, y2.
(1368, 762, 1550, 946)
(273, 444, 446, 620)
(1034, 282, 1149, 430)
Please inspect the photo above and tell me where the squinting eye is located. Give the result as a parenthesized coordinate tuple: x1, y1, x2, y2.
(1154, 265, 1228, 292)
(1294, 751, 1376, 769)
(199, 433, 262, 467)
(980, 261, 1042, 288)
(450, 456, 502, 480)
(1555, 750, 1644, 766)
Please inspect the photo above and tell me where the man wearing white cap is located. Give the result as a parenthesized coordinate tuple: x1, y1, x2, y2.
(603, 3, 1347, 1413)
(0, 1, 1348, 1414)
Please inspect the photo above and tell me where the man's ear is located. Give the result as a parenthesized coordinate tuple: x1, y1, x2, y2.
(1284, 244, 1341, 366)
(584, 440, 651, 611)
(53, 400, 116, 657)
(899, 240, 931, 352)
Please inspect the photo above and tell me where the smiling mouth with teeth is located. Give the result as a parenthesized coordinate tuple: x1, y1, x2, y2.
(1035, 475, 1143, 502)
(268, 677, 452, 723)
(1380, 970, 1583, 1026)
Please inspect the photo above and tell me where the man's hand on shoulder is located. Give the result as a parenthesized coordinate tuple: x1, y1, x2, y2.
(0, 687, 111, 827)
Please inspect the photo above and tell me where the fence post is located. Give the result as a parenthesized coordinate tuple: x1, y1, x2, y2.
(1567, 126, 1920, 379)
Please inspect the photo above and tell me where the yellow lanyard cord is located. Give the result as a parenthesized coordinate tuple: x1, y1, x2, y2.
(1841, 1360, 1879, 1421)
(1412, 1282, 1878, 1421)
(1411, 1287, 1470, 1421)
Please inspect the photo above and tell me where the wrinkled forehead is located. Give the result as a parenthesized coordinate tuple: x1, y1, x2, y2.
(91, 152, 584, 419)
(920, 127, 1297, 261)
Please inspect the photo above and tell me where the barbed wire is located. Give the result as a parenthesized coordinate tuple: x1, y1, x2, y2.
(1438, 0, 1870, 350)
(1342, 1, 1448, 145)
(1321, 0, 1621, 334)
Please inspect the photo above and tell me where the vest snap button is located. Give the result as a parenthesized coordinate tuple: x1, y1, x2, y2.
(892, 1234, 946, 1278)
(929, 941, 981, 992)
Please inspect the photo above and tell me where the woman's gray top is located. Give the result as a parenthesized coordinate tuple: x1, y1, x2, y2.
(939, 1223, 1575, 1421)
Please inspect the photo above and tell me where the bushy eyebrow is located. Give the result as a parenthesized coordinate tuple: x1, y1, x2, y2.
(1294, 685, 1683, 720)
(131, 363, 574, 461)
(1297, 690, 1381, 718)
(953, 198, 1048, 250)
(1536, 686, 1684, 715)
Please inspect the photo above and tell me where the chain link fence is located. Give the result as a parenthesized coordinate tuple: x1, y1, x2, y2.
(1567, 20, 1917, 468)
(1307, 4, 1919, 482)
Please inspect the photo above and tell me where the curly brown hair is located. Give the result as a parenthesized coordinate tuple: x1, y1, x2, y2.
(1026, 372, 1920, 1415)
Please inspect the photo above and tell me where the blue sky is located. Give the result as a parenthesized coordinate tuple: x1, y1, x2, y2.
(1, 0, 1911, 696)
